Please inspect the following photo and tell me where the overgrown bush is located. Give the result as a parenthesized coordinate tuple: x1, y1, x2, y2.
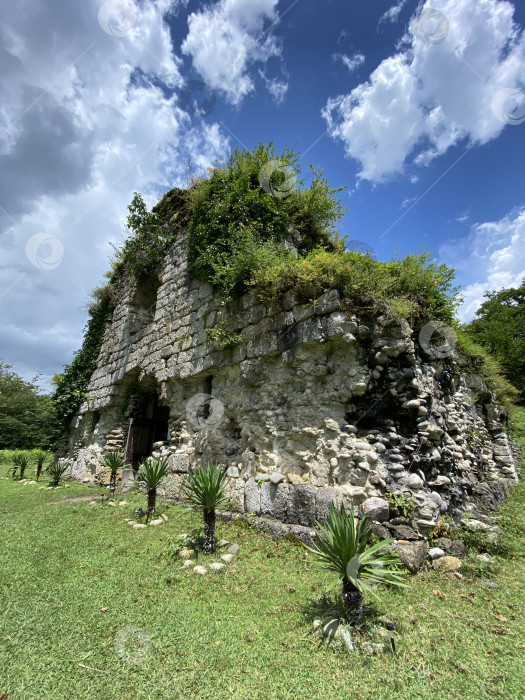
(187, 142, 346, 299)
(250, 248, 459, 323)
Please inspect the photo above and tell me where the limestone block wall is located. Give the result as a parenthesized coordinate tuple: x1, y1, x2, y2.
(62, 222, 518, 534)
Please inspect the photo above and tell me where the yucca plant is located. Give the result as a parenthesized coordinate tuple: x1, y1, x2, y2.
(137, 456, 170, 516)
(34, 450, 51, 482)
(47, 461, 69, 487)
(16, 453, 30, 480)
(103, 450, 125, 498)
(182, 462, 228, 554)
(308, 503, 407, 626)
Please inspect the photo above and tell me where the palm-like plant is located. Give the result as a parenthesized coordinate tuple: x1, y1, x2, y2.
(137, 456, 170, 516)
(103, 450, 125, 498)
(308, 503, 407, 626)
(16, 453, 30, 480)
(34, 450, 51, 482)
(47, 461, 69, 487)
(182, 462, 228, 554)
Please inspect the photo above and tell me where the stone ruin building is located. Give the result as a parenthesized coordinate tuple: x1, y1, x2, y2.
(60, 202, 518, 544)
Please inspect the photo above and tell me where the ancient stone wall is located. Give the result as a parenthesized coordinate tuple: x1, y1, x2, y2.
(63, 220, 518, 536)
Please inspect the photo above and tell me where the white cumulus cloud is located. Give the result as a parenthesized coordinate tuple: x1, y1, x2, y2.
(323, 0, 525, 182)
(181, 0, 284, 105)
(439, 207, 525, 321)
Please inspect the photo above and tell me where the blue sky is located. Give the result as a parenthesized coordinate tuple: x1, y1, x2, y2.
(0, 0, 524, 391)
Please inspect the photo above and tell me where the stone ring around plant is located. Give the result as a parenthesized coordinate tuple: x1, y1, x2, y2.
(186, 393, 225, 431)
(114, 626, 152, 663)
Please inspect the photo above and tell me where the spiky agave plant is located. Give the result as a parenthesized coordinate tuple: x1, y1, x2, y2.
(34, 450, 51, 482)
(137, 456, 170, 516)
(182, 462, 227, 554)
(47, 461, 69, 487)
(308, 503, 407, 626)
(103, 450, 125, 498)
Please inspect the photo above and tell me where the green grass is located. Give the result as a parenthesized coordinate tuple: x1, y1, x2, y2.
(1, 417, 524, 699)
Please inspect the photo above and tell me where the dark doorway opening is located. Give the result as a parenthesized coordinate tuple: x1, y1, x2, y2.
(125, 391, 169, 469)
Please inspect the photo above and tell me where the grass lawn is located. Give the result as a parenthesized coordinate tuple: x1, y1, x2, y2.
(1, 412, 524, 700)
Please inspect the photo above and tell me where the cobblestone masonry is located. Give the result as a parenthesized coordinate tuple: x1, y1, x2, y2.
(61, 221, 518, 535)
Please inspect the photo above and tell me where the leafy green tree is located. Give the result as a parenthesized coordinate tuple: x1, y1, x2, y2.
(0, 361, 59, 449)
(112, 192, 170, 281)
(308, 504, 407, 626)
(463, 279, 525, 402)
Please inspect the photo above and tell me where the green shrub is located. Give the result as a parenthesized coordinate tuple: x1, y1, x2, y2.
(250, 247, 459, 323)
(187, 142, 346, 299)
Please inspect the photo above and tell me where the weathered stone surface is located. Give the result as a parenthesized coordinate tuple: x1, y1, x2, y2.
(133, 524, 146, 530)
(428, 547, 445, 560)
(227, 543, 240, 555)
(286, 484, 316, 526)
(209, 562, 226, 571)
(221, 554, 233, 563)
(193, 565, 207, 575)
(389, 524, 419, 541)
(432, 556, 462, 572)
(315, 488, 343, 522)
(448, 540, 468, 559)
(392, 542, 427, 573)
(362, 497, 389, 523)
(61, 223, 517, 542)
(244, 480, 261, 515)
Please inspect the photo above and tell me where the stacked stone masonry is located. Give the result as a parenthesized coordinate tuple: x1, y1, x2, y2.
(62, 223, 519, 536)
